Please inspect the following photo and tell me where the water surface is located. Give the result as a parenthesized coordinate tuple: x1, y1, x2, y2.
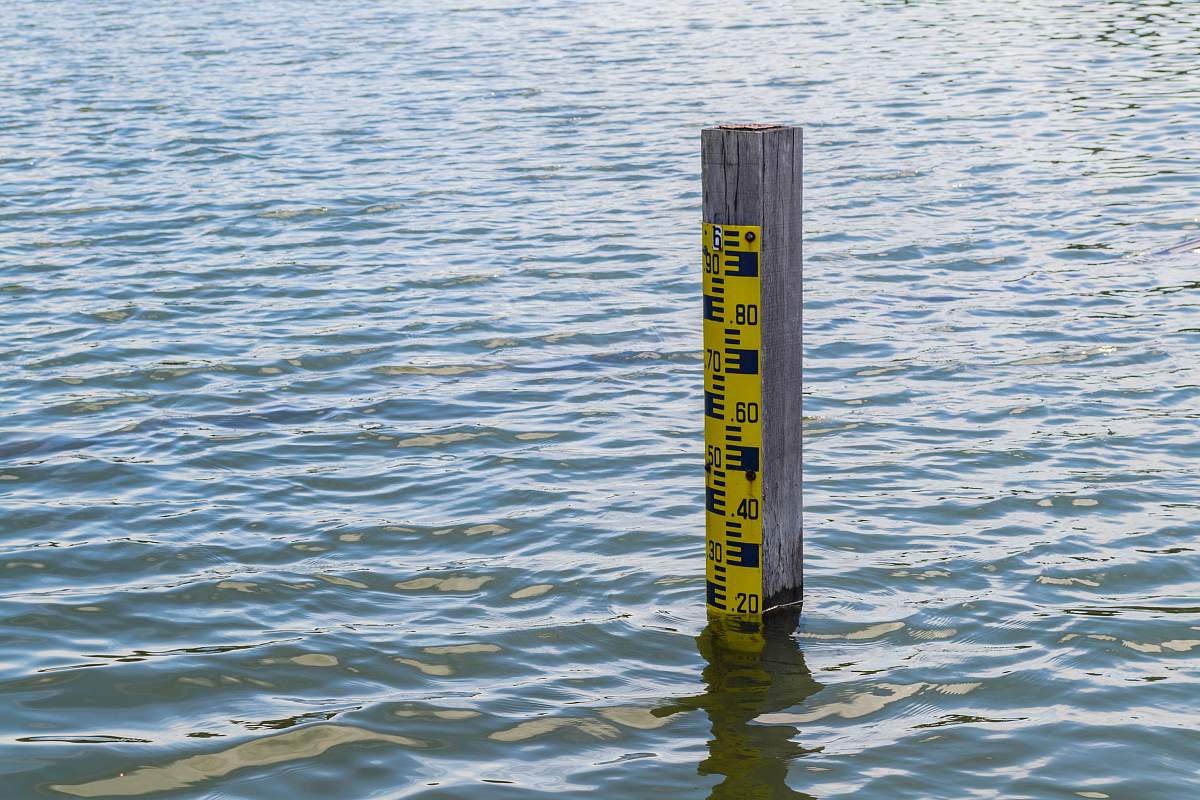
(4, 1, 1200, 797)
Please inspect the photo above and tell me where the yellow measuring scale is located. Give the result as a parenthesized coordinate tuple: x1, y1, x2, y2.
(703, 222, 763, 616)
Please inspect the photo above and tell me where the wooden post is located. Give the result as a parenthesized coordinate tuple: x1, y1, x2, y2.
(702, 123, 802, 615)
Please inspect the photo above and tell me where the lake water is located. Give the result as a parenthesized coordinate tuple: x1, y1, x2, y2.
(4, 1, 1200, 797)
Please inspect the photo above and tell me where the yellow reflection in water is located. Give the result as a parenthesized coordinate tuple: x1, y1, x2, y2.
(49, 724, 431, 798)
(658, 610, 824, 799)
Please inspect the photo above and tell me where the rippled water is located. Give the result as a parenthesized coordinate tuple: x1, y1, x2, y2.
(4, 1, 1200, 797)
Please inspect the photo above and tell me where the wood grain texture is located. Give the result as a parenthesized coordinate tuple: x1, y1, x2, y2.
(702, 126, 802, 611)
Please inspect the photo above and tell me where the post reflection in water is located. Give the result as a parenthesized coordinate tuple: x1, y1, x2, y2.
(659, 610, 823, 799)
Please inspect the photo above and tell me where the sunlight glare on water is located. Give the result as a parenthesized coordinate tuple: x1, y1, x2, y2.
(3, 0, 1200, 797)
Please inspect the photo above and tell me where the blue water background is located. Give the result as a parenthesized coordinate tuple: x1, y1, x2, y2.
(4, 1, 1200, 797)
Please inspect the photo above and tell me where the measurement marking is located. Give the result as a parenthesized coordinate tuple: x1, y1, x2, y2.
(703, 295, 724, 322)
(706, 486, 726, 515)
(724, 348, 758, 375)
(705, 391, 725, 420)
(726, 445, 760, 472)
(705, 221, 763, 616)
(723, 249, 758, 277)
(726, 542, 760, 568)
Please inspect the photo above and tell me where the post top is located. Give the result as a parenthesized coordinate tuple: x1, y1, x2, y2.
(716, 123, 789, 130)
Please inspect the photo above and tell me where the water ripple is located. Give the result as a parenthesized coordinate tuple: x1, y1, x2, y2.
(4, 0, 1200, 797)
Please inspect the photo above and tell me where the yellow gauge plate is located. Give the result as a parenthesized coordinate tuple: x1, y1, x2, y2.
(703, 222, 763, 615)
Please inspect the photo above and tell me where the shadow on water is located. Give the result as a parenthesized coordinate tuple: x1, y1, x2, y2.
(658, 609, 824, 799)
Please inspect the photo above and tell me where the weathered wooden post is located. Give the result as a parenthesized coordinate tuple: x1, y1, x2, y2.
(703, 123, 802, 616)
